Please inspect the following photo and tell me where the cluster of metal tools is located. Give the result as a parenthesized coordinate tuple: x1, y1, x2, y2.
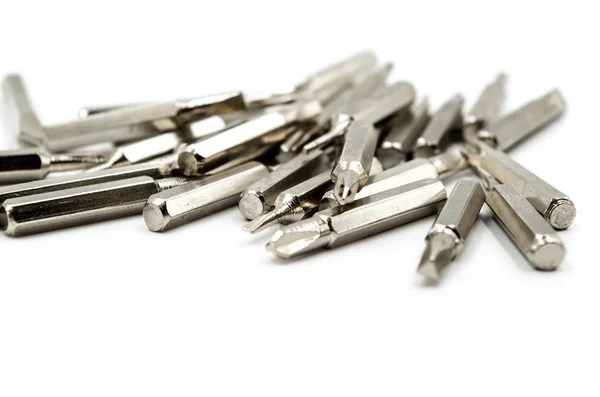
(0, 51, 574, 280)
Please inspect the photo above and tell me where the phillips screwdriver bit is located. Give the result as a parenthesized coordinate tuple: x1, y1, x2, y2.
(1, 175, 190, 236)
(178, 99, 322, 177)
(466, 141, 575, 230)
(266, 179, 447, 259)
(0, 148, 106, 184)
(476, 89, 566, 150)
(1, 74, 44, 145)
(238, 149, 332, 220)
(462, 73, 507, 144)
(144, 162, 269, 232)
(376, 98, 430, 169)
(0, 155, 176, 204)
(242, 157, 383, 234)
(413, 94, 464, 158)
(417, 180, 486, 281)
(475, 169, 565, 270)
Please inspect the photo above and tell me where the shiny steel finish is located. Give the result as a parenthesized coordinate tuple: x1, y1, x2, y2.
(144, 162, 269, 232)
(467, 141, 575, 230)
(417, 180, 486, 280)
(239, 149, 331, 220)
(377, 98, 430, 168)
(266, 179, 447, 259)
(463, 73, 507, 136)
(178, 99, 322, 176)
(484, 179, 565, 270)
(1, 74, 44, 145)
(413, 94, 464, 158)
(479, 89, 566, 150)
(42, 92, 247, 151)
(0, 156, 175, 204)
(1, 176, 189, 236)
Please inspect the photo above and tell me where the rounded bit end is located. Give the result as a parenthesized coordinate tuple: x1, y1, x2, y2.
(530, 236, 566, 271)
(177, 151, 202, 177)
(238, 191, 269, 221)
(547, 199, 576, 230)
(333, 170, 361, 205)
(143, 199, 171, 232)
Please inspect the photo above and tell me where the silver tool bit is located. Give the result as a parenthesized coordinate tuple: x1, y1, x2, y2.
(0, 148, 106, 184)
(0, 156, 176, 205)
(417, 180, 486, 281)
(302, 81, 416, 153)
(476, 169, 565, 270)
(41, 91, 248, 151)
(1, 175, 190, 236)
(87, 114, 242, 171)
(413, 94, 464, 158)
(266, 179, 447, 259)
(462, 73, 507, 144)
(466, 141, 575, 230)
(177, 99, 322, 177)
(244, 157, 384, 234)
(239, 149, 332, 220)
(1, 74, 44, 145)
(476, 89, 566, 150)
(321, 145, 465, 209)
(144, 162, 269, 232)
(376, 98, 431, 169)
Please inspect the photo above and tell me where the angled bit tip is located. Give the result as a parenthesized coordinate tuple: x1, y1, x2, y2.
(266, 218, 331, 259)
(333, 170, 361, 205)
(417, 232, 458, 281)
(243, 209, 281, 234)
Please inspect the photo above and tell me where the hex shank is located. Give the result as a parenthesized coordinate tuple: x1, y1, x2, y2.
(432, 180, 485, 241)
(413, 94, 464, 158)
(1, 74, 44, 145)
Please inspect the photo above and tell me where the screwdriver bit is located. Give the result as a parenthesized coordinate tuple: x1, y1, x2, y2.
(413, 94, 464, 158)
(476, 169, 565, 270)
(144, 162, 269, 232)
(242, 157, 383, 234)
(0, 148, 106, 184)
(376, 98, 430, 169)
(178, 99, 322, 177)
(266, 179, 447, 259)
(0, 155, 175, 205)
(87, 114, 243, 171)
(466, 141, 575, 230)
(462, 73, 507, 144)
(239, 149, 332, 220)
(1, 74, 44, 145)
(476, 89, 566, 150)
(417, 180, 486, 281)
(1, 175, 190, 236)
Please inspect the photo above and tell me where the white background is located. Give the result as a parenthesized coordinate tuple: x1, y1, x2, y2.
(0, 1, 598, 396)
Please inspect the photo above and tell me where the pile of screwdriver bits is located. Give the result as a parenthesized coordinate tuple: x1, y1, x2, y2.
(0, 51, 574, 280)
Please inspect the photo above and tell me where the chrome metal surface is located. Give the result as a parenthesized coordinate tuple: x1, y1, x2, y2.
(1, 74, 44, 145)
(413, 94, 464, 158)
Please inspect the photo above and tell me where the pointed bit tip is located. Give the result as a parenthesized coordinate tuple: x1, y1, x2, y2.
(334, 170, 360, 205)
(417, 258, 441, 281)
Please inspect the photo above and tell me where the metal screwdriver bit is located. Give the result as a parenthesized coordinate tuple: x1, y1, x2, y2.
(238, 149, 332, 220)
(178, 99, 322, 177)
(42, 92, 248, 151)
(144, 162, 269, 232)
(466, 141, 575, 230)
(0, 156, 175, 205)
(477, 89, 566, 150)
(244, 157, 384, 234)
(462, 73, 507, 144)
(1, 175, 190, 236)
(376, 98, 431, 169)
(1, 74, 44, 145)
(417, 180, 486, 281)
(266, 179, 447, 259)
(0, 148, 106, 184)
(413, 94, 464, 158)
(476, 170, 565, 270)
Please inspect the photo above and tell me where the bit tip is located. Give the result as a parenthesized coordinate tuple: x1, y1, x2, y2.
(243, 211, 278, 234)
(265, 218, 330, 259)
(177, 151, 202, 177)
(416, 232, 459, 281)
(333, 170, 361, 205)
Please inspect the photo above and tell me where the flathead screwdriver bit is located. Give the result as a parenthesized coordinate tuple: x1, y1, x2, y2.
(266, 179, 447, 259)
(144, 162, 269, 232)
(417, 180, 486, 281)
(462, 73, 507, 144)
(413, 94, 464, 158)
(0, 148, 106, 184)
(476, 169, 565, 270)
(466, 141, 575, 230)
(178, 99, 322, 177)
(376, 98, 431, 169)
(1, 175, 190, 236)
(239, 149, 332, 220)
(1, 74, 44, 145)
